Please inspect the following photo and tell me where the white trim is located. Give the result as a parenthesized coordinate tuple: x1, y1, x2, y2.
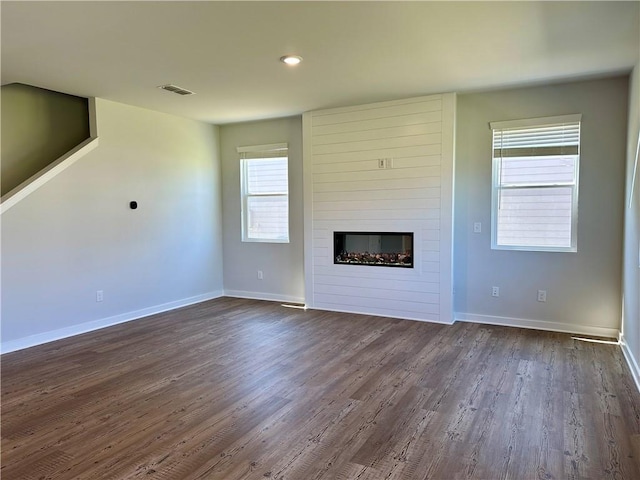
(88, 96, 98, 137)
(224, 290, 305, 305)
(306, 305, 454, 325)
(629, 130, 639, 208)
(491, 241, 578, 254)
(240, 154, 290, 243)
(1, 97, 99, 215)
(489, 114, 582, 130)
(455, 312, 619, 338)
(236, 143, 287, 154)
(1, 137, 99, 215)
(240, 236, 290, 244)
(0, 291, 224, 355)
(302, 111, 315, 308)
(490, 117, 580, 253)
(439, 93, 456, 324)
(619, 334, 640, 393)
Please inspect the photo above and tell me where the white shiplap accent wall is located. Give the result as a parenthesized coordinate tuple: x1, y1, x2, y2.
(303, 94, 456, 323)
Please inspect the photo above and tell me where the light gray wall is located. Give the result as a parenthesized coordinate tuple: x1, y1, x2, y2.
(622, 64, 640, 379)
(220, 116, 304, 302)
(455, 76, 628, 333)
(1, 83, 90, 196)
(1, 98, 223, 349)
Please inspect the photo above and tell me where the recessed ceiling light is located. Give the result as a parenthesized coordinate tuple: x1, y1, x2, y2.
(280, 55, 303, 66)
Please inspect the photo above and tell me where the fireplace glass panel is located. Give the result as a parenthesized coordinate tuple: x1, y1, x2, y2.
(334, 232, 413, 268)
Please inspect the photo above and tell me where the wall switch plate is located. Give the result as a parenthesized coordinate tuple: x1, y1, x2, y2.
(96, 290, 104, 302)
(537, 290, 547, 302)
(257, 270, 263, 280)
(377, 158, 393, 169)
(473, 222, 482, 233)
(492, 286, 499, 297)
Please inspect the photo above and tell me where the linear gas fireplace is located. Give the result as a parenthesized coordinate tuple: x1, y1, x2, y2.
(334, 232, 413, 268)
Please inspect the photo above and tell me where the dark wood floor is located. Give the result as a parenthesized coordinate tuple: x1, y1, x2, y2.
(2, 297, 640, 479)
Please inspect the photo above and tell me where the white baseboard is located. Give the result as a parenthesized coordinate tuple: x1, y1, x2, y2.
(620, 333, 640, 393)
(1, 290, 224, 354)
(224, 290, 305, 305)
(307, 304, 455, 325)
(455, 312, 620, 338)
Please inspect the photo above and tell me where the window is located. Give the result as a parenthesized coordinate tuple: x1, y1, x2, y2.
(238, 143, 289, 243)
(490, 115, 581, 252)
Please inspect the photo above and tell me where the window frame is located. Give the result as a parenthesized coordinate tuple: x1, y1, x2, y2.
(238, 143, 290, 244)
(490, 115, 581, 253)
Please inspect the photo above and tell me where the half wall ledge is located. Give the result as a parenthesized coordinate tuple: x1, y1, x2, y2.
(1, 97, 99, 215)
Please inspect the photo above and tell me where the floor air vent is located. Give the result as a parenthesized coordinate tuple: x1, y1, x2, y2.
(157, 84, 196, 96)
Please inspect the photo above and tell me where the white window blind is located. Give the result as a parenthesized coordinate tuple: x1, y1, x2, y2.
(490, 115, 581, 252)
(238, 143, 289, 243)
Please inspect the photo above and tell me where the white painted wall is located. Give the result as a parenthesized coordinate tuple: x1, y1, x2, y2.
(1, 98, 224, 352)
(622, 64, 640, 387)
(455, 76, 629, 337)
(304, 94, 456, 323)
(219, 117, 304, 303)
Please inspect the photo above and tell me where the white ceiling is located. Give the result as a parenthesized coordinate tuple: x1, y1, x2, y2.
(2, 1, 639, 125)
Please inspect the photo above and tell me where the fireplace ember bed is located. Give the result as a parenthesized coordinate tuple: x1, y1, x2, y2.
(334, 231, 413, 268)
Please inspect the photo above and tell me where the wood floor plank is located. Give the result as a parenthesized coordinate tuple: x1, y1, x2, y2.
(2, 297, 639, 479)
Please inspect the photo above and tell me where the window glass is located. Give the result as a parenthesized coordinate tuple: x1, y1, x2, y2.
(491, 116, 580, 252)
(238, 144, 289, 243)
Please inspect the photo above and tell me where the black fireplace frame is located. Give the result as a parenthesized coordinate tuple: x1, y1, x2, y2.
(333, 231, 414, 268)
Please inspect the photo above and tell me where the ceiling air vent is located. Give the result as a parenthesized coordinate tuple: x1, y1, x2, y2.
(157, 84, 196, 96)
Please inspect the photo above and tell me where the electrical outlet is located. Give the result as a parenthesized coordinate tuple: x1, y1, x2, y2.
(537, 290, 547, 302)
(492, 286, 499, 297)
(473, 222, 482, 233)
(378, 158, 386, 169)
(257, 270, 263, 280)
(96, 290, 104, 302)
